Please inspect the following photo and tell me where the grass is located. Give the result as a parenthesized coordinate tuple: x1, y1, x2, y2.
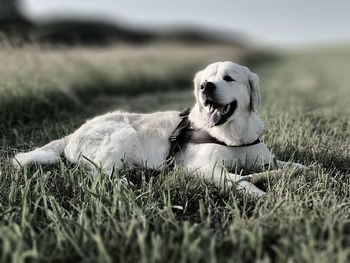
(0, 43, 350, 263)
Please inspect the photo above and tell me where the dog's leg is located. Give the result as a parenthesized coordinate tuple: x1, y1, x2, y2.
(195, 166, 266, 197)
(13, 137, 68, 168)
(276, 160, 305, 170)
(227, 173, 266, 197)
(248, 170, 283, 184)
(247, 160, 307, 184)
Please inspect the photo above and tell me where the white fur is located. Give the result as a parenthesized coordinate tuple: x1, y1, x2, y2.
(13, 62, 300, 197)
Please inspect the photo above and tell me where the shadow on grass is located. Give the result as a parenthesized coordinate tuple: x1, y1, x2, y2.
(271, 114, 350, 175)
(2, 66, 193, 126)
(275, 145, 350, 175)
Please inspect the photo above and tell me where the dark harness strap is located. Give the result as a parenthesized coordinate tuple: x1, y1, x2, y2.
(167, 108, 191, 161)
(166, 108, 261, 161)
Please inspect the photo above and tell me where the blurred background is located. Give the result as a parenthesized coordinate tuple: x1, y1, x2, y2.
(2, 0, 350, 46)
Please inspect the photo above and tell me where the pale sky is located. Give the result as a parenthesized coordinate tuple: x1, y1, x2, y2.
(21, 0, 350, 46)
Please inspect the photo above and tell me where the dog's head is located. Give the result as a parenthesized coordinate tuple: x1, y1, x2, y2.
(193, 61, 261, 128)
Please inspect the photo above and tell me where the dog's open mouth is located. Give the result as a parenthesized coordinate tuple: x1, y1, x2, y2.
(204, 99, 237, 127)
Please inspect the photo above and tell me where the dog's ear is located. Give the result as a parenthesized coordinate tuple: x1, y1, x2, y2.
(248, 71, 261, 112)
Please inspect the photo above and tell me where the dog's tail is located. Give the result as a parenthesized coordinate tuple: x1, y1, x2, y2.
(13, 137, 69, 168)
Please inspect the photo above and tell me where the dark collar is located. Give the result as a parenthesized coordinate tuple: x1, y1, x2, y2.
(167, 108, 261, 161)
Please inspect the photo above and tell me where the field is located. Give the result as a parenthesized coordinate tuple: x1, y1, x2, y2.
(0, 43, 349, 263)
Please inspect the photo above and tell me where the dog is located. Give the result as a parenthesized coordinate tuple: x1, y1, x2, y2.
(13, 61, 302, 196)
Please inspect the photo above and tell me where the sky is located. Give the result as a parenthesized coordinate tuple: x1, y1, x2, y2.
(21, 0, 350, 46)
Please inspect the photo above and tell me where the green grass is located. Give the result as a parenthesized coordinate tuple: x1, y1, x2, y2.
(0, 43, 350, 263)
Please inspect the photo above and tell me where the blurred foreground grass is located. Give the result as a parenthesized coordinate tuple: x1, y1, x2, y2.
(0, 44, 349, 263)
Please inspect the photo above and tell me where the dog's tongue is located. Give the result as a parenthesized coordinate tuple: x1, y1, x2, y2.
(208, 109, 222, 127)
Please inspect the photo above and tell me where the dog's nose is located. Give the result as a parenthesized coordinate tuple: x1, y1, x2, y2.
(201, 81, 216, 94)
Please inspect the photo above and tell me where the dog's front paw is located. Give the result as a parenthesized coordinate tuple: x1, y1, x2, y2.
(236, 180, 266, 197)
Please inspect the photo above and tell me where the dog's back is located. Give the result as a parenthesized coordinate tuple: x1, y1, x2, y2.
(14, 111, 181, 172)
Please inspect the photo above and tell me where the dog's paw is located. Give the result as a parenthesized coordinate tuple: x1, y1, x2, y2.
(12, 152, 29, 169)
(236, 180, 266, 197)
(13, 149, 60, 169)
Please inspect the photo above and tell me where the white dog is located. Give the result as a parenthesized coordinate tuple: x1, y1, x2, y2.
(13, 61, 301, 196)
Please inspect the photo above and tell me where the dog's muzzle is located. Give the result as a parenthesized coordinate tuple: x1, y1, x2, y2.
(200, 81, 237, 127)
(201, 81, 216, 99)
(206, 100, 237, 127)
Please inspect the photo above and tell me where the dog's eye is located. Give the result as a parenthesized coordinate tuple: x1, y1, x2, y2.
(223, 75, 235, 82)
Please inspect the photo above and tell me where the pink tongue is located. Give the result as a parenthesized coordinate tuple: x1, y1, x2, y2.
(208, 109, 222, 127)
